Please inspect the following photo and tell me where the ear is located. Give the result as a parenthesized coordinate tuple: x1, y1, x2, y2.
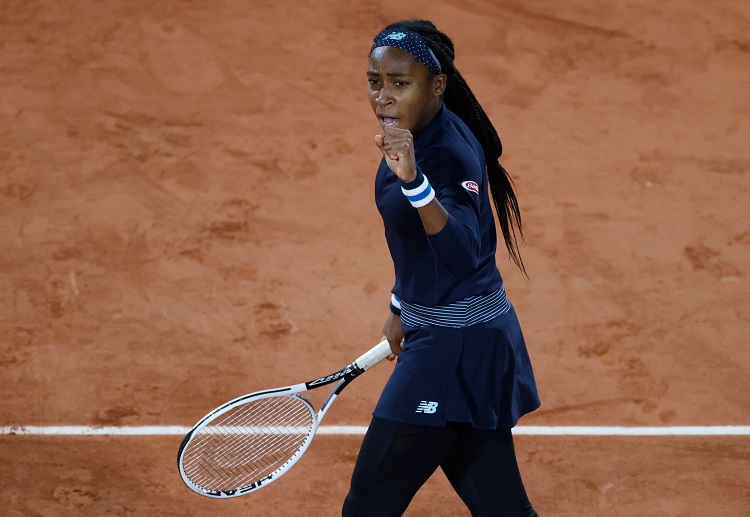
(433, 74, 447, 97)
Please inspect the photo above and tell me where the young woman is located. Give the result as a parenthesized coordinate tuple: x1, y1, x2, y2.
(342, 20, 541, 516)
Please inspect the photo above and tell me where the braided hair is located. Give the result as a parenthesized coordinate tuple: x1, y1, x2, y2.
(381, 19, 526, 275)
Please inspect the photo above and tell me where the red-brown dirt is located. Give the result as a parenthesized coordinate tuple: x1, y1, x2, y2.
(1, 0, 749, 515)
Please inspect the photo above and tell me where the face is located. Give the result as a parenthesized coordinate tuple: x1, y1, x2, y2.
(367, 46, 446, 133)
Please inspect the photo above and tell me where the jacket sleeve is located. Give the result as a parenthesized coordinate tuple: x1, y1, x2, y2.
(422, 148, 484, 280)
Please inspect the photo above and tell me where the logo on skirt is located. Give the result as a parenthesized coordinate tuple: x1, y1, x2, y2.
(415, 401, 438, 414)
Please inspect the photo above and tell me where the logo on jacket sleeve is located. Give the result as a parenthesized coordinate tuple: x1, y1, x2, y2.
(415, 401, 439, 414)
(461, 180, 479, 194)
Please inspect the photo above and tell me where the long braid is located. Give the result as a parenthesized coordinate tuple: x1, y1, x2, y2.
(383, 20, 527, 275)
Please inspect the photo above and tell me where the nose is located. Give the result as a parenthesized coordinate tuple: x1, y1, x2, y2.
(374, 85, 393, 106)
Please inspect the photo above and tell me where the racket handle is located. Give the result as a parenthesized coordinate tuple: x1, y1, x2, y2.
(354, 339, 392, 371)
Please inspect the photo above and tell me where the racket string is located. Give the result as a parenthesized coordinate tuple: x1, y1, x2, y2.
(185, 402, 309, 484)
(187, 398, 310, 472)
(185, 401, 311, 487)
(182, 395, 314, 491)
(187, 416, 304, 480)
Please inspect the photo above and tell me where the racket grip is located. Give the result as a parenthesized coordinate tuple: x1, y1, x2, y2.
(354, 339, 392, 371)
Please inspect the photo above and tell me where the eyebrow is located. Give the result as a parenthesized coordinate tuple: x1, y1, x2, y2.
(367, 71, 412, 77)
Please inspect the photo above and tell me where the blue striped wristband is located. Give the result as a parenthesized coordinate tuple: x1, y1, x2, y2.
(389, 293, 402, 316)
(400, 169, 435, 208)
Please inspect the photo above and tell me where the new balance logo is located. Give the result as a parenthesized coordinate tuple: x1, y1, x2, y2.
(385, 32, 407, 41)
(415, 401, 438, 414)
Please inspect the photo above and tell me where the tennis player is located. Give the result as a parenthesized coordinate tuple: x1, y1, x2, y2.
(342, 20, 541, 516)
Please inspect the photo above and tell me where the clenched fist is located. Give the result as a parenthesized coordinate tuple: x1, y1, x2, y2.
(376, 127, 418, 183)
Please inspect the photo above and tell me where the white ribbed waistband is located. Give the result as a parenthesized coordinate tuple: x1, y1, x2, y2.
(399, 287, 511, 328)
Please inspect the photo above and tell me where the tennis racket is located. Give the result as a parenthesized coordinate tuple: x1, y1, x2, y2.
(177, 338, 392, 498)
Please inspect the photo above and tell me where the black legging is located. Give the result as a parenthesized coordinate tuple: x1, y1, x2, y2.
(342, 417, 538, 516)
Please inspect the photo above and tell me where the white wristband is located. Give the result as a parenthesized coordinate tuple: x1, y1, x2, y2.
(400, 170, 435, 208)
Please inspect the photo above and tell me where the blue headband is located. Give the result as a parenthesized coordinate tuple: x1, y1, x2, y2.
(371, 29, 443, 75)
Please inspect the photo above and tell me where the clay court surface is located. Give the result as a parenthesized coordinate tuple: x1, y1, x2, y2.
(1, 0, 749, 515)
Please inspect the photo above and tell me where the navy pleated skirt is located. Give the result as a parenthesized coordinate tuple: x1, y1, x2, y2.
(373, 305, 540, 430)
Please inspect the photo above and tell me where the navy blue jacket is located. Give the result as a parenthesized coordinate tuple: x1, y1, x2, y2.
(375, 106, 504, 307)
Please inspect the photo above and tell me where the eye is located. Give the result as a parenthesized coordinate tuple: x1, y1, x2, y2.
(394, 81, 410, 87)
(368, 79, 381, 86)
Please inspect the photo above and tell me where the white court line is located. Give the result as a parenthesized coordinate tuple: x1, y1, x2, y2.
(1, 426, 749, 436)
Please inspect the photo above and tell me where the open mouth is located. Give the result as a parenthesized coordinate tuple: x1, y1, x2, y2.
(378, 116, 399, 129)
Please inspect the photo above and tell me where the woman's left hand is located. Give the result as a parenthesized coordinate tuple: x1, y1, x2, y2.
(376, 127, 418, 183)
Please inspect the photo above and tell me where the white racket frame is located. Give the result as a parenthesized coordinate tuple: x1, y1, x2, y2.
(178, 339, 392, 498)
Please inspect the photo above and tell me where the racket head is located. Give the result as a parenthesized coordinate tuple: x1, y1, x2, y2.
(178, 391, 317, 498)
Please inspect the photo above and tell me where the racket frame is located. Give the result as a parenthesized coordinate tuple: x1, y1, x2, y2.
(178, 339, 391, 498)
